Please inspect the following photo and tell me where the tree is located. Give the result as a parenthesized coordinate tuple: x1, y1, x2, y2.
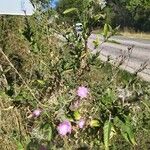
(104, 0, 150, 31)
(126, 0, 150, 31)
(56, 0, 86, 24)
(56, 0, 106, 27)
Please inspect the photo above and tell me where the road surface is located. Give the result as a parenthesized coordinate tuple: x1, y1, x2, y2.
(88, 34, 150, 82)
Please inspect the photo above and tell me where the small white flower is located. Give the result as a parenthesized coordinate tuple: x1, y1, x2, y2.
(95, 0, 107, 9)
(117, 88, 132, 101)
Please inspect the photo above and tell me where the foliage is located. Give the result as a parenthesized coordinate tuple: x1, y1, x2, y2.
(0, 1, 150, 150)
(105, 0, 150, 31)
(56, 0, 150, 32)
(126, 0, 150, 31)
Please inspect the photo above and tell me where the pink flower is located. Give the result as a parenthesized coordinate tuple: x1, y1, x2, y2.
(57, 120, 72, 136)
(77, 86, 89, 99)
(32, 109, 42, 117)
(77, 119, 85, 129)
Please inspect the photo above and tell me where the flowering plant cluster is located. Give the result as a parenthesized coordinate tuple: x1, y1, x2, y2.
(27, 81, 141, 150)
(57, 86, 88, 136)
(1, 1, 149, 150)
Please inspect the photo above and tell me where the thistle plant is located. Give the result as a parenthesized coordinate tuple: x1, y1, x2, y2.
(0, 1, 149, 150)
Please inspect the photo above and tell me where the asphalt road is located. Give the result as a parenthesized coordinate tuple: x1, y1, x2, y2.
(88, 34, 150, 82)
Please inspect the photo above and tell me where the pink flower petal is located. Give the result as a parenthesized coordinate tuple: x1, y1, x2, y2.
(77, 86, 89, 99)
(77, 119, 85, 129)
(32, 109, 42, 117)
(57, 120, 72, 136)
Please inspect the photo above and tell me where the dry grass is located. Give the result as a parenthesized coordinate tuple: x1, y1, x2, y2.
(93, 28, 150, 40)
(0, 93, 28, 150)
(120, 31, 150, 40)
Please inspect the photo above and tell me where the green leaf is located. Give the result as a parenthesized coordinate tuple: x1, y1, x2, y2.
(110, 126, 116, 139)
(93, 38, 99, 49)
(63, 8, 78, 15)
(112, 25, 120, 36)
(90, 119, 100, 127)
(121, 123, 136, 145)
(108, 24, 112, 32)
(37, 80, 45, 85)
(102, 88, 116, 106)
(103, 120, 112, 150)
(107, 88, 116, 101)
(114, 25, 120, 32)
(93, 14, 105, 21)
(103, 24, 108, 39)
(103, 24, 119, 40)
(73, 111, 81, 120)
(40, 123, 52, 142)
(114, 116, 136, 145)
(16, 141, 24, 150)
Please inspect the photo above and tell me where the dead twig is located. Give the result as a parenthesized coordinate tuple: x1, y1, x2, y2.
(0, 48, 42, 105)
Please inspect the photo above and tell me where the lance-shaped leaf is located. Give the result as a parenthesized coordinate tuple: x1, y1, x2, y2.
(93, 13, 106, 21)
(121, 122, 136, 145)
(103, 23, 109, 39)
(16, 141, 24, 150)
(103, 120, 112, 150)
(63, 8, 78, 15)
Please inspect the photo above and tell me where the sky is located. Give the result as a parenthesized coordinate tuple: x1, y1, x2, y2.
(51, 0, 59, 8)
